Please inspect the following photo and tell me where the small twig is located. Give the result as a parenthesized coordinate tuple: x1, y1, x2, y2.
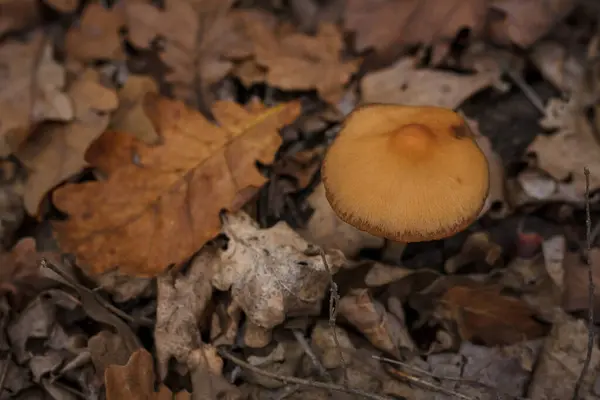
(318, 249, 349, 385)
(373, 355, 527, 400)
(572, 167, 595, 400)
(292, 329, 332, 381)
(384, 365, 476, 400)
(217, 348, 393, 400)
(504, 68, 546, 114)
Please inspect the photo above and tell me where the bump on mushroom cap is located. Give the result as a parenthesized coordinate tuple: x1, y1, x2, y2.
(321, 104, 490, 242)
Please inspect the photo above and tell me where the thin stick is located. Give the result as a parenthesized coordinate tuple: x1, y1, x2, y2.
(373, 355, 527, 400)
(384, 366, 475, 400)
(217, 348, 393, 400)
(319, 249, 349, 385)
(572, 167, 595, 400)
(292, 329, 332, 381)
(504, 68, 546, 114)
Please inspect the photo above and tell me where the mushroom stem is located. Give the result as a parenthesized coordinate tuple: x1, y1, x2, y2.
(381, 241, 407, 264)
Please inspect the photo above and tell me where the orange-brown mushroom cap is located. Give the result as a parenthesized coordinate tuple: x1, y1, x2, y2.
(321, 104, 490, 242)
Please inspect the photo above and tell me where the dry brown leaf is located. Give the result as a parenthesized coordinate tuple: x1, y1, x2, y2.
(0, 0, 39, 35)
(527, 312, 600, 399)
(527, 98, 600, 196)
(437, 284, 548, 346)
(17, 71, 118, 216)
(65, 2, 125, 61)
(344, 0, 488, 54)
(105, 348, 190, 400)
(88, 330, 132, 378)
(0, 237, 56, 298)
(125, 0, 238, 106)
(109, 74, 159, 144)
(0, 32, 74, 156)
(489, 0, 577, 48)
(444, 231, 503, 274)
(211, 211, 346, 329)
(338, 288, 415, 357)
(51, 96, 301, 276)
(563, 249, 600, 316)
(229, 13, 359, 105)
(254, 23, 359, 105)
(361, 57, 499, 109)
(43, 0, 78, 13)
(155, 248, 216, 379)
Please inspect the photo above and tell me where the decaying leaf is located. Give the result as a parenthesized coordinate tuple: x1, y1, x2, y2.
(155, 248, 216, 379)
(344, 0, 488, 54)
(311, 321, 356, 369)
(527, 98, 600, 195)
(104, 348, 191, 400)
(489, 0, 577, 48)
(436, 284, 549, 346)
(0, 32, 74, 156)
(338, 288, 415, 357)
(51, 96, 301, 276)
(64, 2, 125, 61)
(212, 211, 346, 329)
(18, 70, 118, 215)
(527, 311, 600, 399)
(361, 57, 499, 109)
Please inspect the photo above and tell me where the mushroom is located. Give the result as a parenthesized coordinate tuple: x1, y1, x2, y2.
(321, 104, 490, 242)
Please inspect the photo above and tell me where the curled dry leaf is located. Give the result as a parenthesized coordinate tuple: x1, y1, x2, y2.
(104, 348, 190, 400)
(212, 211, 346, 329)
(489, 0, 577, 48)
(65, 2, 125, 61)
(0, 32, 74, 156)
(468, 118, 509, 219)
(338, 288, 415, 357)
(361, 57, 499, 109)
(344, 0, 488, 54)
(436, 284, 549, 346)
(17, 70, 119, 216)
(51, 95, 301, 276)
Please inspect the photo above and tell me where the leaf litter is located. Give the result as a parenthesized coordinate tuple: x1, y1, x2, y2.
(1, 1, 600, 399)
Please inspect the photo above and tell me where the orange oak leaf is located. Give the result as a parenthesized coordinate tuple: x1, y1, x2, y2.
(51, 95, 301, 277)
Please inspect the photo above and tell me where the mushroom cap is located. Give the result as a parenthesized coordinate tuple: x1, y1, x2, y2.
(321, 104, 490, 242)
